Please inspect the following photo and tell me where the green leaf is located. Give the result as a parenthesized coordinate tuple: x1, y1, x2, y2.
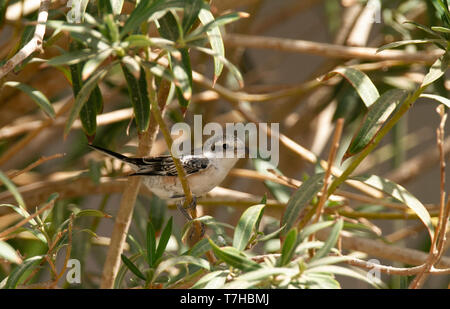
(310, 219, 343, 262)
(299, 221, 335, 241)
(233, 204, 266, 251)
(208, 239, 262, 271)
(4, 255, 43, 288)
(172, 48, 192, 103)
(307, 255, 352, 268)
(155, 217, 173, 263)
(0, 241, 22, 264)
(198, 5, 225, 82)
(281, 173, 324, 234)
(65, 64, 112, 137)
(431, 26, 450, 33)
(191, 270, 228, 289)
(115, 253, 141, 288)
(352, 175, 435, 239)
(420, 93, 450, 108)
(82, 49, 112, 80)
(305, 265, 381, 288)
(258, 224, 286, 242)
(158, 11, 181, 42)
(110, 0, 124, 15)
(324, 67, 379, 108)
(183, 238, 211, 257)
(153, 256, 210, 282)
(344, 89, 409, 159)
(47, 49, 95, 66)
(0, 171, 26, 209)
(120, 0, 184, 38)
(182, 0, 203, 33)
(3, 82, 55, 118)
(146, 221, 157, 267)
(377, 39, 446, 52)
(223, 267, 296, 289)
(253, 158, 290, 203)
(120, 254, 146, 281)
(121, 63, 150, 132)
(193, 46, 244, 88)
(278, 228, 298, 266)
(75, 209, 111, 218)
(142, 61, 179, 86)
(422, 54, 450, 88)
(404, 21, 444, 38)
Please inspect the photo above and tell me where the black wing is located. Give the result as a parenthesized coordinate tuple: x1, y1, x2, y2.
(132, 156, 210, 176)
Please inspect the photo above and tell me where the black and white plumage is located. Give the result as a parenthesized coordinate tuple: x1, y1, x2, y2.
(88, 135, 246, 200)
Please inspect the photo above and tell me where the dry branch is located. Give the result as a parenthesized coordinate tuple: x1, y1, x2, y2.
(0, 0, 50, 79)
(223, 34, 443, 62)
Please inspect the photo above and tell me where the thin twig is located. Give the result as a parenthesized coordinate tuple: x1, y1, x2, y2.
(409, 108, 448, 288)
(7, 153, 65, 179)
(223, 33, 442, 62)
(0, 197, 56, 240)
(0, 0, 50, 79)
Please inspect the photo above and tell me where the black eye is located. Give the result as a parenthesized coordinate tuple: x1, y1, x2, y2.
(222, 143, 228, 150)
(211, 144, 215, 151)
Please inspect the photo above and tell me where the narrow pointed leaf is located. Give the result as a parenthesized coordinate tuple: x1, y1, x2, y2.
(352, 175, 434, 239)
(4, 255, 43, 289)
(146, 221, 156, 266)
(0, 241, 22, 264)
(121, 63, 150, 132)
(3, 82, 55, 118)
(0, 171, 26, 209)
(278, 228, 298, 266)
(420, 93, 450, 108)
(281, 173, 325, 234)
(310, 219, 343, 262)
(155, 217, 173, 262)
(120, 254, 146, 280)
(153, 256, 210, 282)
(65, 64, 111, 137)
(323, 67, 379, 108)
(198, 5, 224, 82)
(422, 54, 450, 88)
(47, 49, 94, 66)
(344, 89, 409, 159)
(233, 204, 265, 251)
(182, 0, 203, 32)
(208, 239, 262, 271)
(377, 39, 446, 52)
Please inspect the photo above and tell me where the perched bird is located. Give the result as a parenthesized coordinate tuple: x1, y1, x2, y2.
(89, 135, 246, 220)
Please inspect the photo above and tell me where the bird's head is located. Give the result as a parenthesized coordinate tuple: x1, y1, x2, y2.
(203, 135, 247, 160)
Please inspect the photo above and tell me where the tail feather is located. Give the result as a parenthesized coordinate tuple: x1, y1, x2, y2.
(88, 144, 140, 168)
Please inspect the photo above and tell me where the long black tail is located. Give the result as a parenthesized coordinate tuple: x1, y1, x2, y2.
(88, 144, 141, 168)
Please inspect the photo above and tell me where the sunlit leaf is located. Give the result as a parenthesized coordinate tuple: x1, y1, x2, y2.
(323, 67, 379, 108)
(0, 241, 22, 264)
(4, 255, 43, 288)
(352, 175, 434, 239)
(422, 54, 449, 88)
(153, 256, 210, 282)
(420, 93, 450, 108)
(233, 204, 265, 251)
(278, 228, 298, 266)
(3, 82, 55, 118)
(310, 219, 343, 262)
(209, 239, 261, 271)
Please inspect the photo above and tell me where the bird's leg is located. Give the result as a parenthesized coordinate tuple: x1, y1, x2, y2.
(175, 196, 205, 238)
